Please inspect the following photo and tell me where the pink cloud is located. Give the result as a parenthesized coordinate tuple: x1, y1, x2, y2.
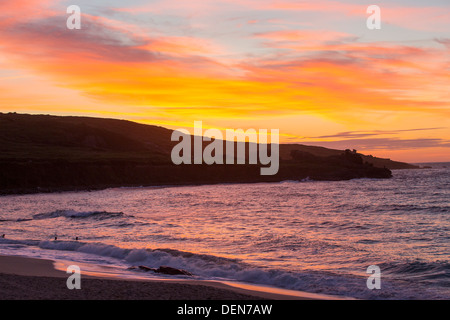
(0, 0, 59, 26)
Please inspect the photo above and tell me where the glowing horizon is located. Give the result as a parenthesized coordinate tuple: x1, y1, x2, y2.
(1, 0, 449, 163)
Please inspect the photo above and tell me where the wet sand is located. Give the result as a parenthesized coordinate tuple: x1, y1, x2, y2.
(0, 255, 332, 300)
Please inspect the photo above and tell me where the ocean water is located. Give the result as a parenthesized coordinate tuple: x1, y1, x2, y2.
(0, 164, 449, 299)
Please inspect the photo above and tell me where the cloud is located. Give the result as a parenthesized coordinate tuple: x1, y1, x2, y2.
(0, 0, 449, 124)
(0, 0, 58, 24)
(436, 38, 450, 48)
(234, 0, 450, 32)
(2, 15, 175, 63)
(302, 137, 450, 151)
(306, 127, 446, 139)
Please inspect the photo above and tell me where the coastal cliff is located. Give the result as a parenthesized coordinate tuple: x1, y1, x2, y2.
(0, 113, 405, 195)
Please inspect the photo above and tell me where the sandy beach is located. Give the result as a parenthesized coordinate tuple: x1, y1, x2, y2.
(0, 255, 331, 300)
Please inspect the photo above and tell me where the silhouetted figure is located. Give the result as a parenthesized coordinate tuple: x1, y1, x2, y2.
(1, 234, 5, 238)
(54, 236, 57, 241)
(75, 237, 79, 241)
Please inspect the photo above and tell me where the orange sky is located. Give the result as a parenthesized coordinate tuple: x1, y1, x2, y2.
(1, 0, 449, 162)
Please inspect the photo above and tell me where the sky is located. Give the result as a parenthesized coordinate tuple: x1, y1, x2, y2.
(0, 0, 449, 162)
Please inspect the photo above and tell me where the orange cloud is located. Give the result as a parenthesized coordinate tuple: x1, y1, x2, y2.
(1, 10, 449, 121)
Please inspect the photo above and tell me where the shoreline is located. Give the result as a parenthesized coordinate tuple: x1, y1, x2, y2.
(0, 174, 392, 197)
(1, 164, 441, 197)
(0, 254, 344, 300)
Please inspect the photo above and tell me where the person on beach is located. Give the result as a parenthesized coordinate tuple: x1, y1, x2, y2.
(1, 234, 4, 238)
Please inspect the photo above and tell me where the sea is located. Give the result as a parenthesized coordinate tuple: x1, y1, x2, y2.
(0, 163, 449, 299)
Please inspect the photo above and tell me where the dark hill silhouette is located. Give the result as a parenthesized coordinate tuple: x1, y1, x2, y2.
(0, 112, 412, 195)
(281, 144, 418, 169)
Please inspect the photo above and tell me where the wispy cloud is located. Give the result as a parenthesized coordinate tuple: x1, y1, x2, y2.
(302, 138, 450, 151)
(305, 128, 446, 140)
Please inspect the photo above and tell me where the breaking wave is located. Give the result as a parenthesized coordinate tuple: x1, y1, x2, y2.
(1, 238, 447, 299)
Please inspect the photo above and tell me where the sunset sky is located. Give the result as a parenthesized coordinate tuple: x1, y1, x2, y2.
(1, 0, 449, 162)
